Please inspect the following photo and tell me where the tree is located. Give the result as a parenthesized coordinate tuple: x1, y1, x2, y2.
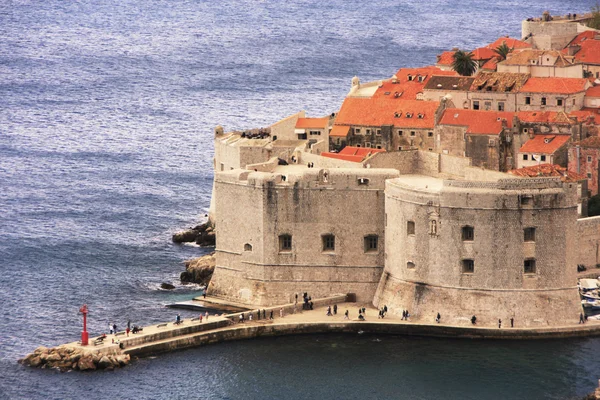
(494, 42, 513, 61)
(587, 2, 600, 30)
(452, 50, 478, 76)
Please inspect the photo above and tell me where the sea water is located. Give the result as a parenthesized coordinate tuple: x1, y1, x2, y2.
(1, 0, 599, 398)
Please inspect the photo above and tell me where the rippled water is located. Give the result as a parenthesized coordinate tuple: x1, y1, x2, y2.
(1, 0, 599, 398)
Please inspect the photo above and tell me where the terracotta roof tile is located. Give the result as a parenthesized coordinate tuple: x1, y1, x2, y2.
(502, 49, 575, 67)
(439, 109, 514, 135)
(423, 76, 475, 91)
(573, 40, 600, 65)
(519, 77, 588, 94)
(586, 85, 600, 97)
(330, 125, 350, 138)
(481, 57, 499, 71)
(567, 31, 598, 47)
(295, 117, 329, 129)
(517, 111, 576, 124)
(576, 136, 600, 148)
(335, 97, 439, 129)
(372, 67, 457, 100)
(472, 47, 496, 61)
(436, 51, 456, 66)
(321, 146, 385, 162)
(471, 72, 529, 92)
(508, 164, 585, 182)
(518, 135, 570, 154)
(487, 37, 532, 50)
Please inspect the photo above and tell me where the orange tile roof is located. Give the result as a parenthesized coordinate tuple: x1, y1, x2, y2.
(330, 125, 350, 138)
(439, 109, 514, 135)
(518, 135, 570, 154)
(321, 146, 385, 163)
(519, 77, 588, 94)
(508, 164, 585, 182)
(566, 31, 598, 47)
(372, 67, 457, 100)
(517, 111, 576, 124)
(487, 37, 532, 50)
(335, 97, 440, 129)
(569, 110, 598, 123)
(577, 136, 600, 149)
(472, 47, 496, 61)
(502, 49, 575, 67)
(436, 51, 456, 66)
(586, 85, 600, 97)
(481, 57, 499, 71)
(573, 40, 600, 65)
(295, 117, 329, 129)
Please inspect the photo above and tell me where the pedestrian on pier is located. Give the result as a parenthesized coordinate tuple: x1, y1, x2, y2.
(113, 323, 117, 333)
(435, 313, 441, 323)
(471, 315, 477, 325)
(378, 309, 383, 319)
(176, 314, 181, 325)
(249, 313, 253, 321)
(580, 313, 585, 324)
(257, 310, 261, 320)
(510, 317, 514, 328)
(326, 306, 332, 316)
(270, 310, 274, 320)
(126, 326, 130, 337)
(280, 308, 284, 318)
(344, 310, 349, 320)
(401, 310, 406, 320)
(333, 304, 337, 315)
(263, 309, 266, 319)
(498, 319, 502, 329)
(205, 311, 209, 321)
(309, 301, 314, 310)
(362, 307, 366, 315)
(109, 323, 113, 334)
(127, 320, 131, 330)
(384, 305, 388, 314)
(295, 293, 298, 304)
(200, 314, 203, 323)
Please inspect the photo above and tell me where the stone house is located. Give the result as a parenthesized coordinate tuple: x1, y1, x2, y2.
(585, 86, 600, 109)
(569, 136, 600, 196)
(564, 31, 600, 79)
(517, 134, 570, 169)
(497, 49, 582, 78)
(516, 76, 590, 112)
(422, 75, 475, 107)
(468, 72, 529, 112)
(435, 108, 517, 171)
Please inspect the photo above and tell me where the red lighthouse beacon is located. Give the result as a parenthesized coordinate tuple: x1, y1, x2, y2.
(80, 304, 89, 345)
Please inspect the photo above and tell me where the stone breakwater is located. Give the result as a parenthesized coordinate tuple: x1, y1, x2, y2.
(180, 252, 215, 285)
(172, 221, 215, 246)
(19, 346, 130, 372)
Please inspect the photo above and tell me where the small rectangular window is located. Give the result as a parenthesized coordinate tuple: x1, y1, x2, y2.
(588, 173, 592, 179)
(364, 235, 378, 252)
(462, 226, 474, 241)
(220, 163, 225, 171)
(407, 261, 415, 269)
(322, 234, 335, 251)
(523, 154, 528, 160)
(410, 131, 416, 137)
(398, 131, 403, 136)
(498, 102, 505, 111)
(366, 129, 371, 135)
(520, 195, 532, 205)
(462, 259, 474, 273)
(540, 155, 546, 161)
(525, 97, 531, 105)
(398, 146, 403, 151)
(473, 100, 480, 110)
(524, 259, 536, 274)
(484, 101, 492, 110)
(588, 156, 593, 163)
(428, 131, 433, 137)
(541, 97, 547, 106)
(376, 129, 381, 135)
(355, 128, 361, 134)
(557, 98, 563, 106)
(407, 221, 415, 235)
(358, 178, 369, 185)
(279, 234, 292, 252)
(524, 227, 536, 242)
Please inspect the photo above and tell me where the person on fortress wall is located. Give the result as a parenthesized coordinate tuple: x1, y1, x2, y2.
(436, 313, 441, 323)
(333, 304, 337, 315)
(359, 313, 365, 321)
(471, 315, 477, 325)
(344, 310, 349, 320)
(580, 313, 585, 324)
(326, 306, 332, 316)
(175, 314, 181, 325)
(269, 310, 274, 320)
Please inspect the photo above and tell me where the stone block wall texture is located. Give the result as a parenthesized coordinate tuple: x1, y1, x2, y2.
(209, 168, 400, 306)
(577, 216, 600, 267)
(374, 177, 582, 326)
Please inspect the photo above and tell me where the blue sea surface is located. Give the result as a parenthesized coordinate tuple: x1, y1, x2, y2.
(1, 0, 599, 399)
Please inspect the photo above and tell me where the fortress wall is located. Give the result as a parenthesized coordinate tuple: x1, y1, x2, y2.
(214, 137, 242, 171)
(300, 152, 361, 168)
(375, 177, 581, 326)
(576, 216, 600, 267)
(363, 150, 417, 173)
(209, 168, 399, 306)
(270, 111, 304, 141)
(463, 166, 512, 181)
(521, 20, 579, 49)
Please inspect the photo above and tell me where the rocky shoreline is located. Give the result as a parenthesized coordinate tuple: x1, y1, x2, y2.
(180, 252, 215, 286)
(19, 346, 130, 372)
(172, 221, 215, 246)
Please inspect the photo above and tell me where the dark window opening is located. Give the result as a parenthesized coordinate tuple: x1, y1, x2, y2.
(524, 259, 536, 274)
(407, 221, 415, 235)
(279, 234, 292, 252)
(462, 259, 474, 273)
(364, 235, 378, 252)
(407, 261, 415, 269)
(524, 227, 536, 242)
(462, 226, 474, 241)
(322, 234, 335, 251)
(525, 97, 531, 105)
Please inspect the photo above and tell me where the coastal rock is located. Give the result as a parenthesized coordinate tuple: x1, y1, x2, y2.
(29, 356, 42, 367)
(77, 356, 96, 371)
(97, 356, 112, 369)
(45, 352, 62, 362)
(160, 282, 176, 290)
(172, 229, 198, 243)
(181, 253, 215, 285)
(116, 354, 130, 366)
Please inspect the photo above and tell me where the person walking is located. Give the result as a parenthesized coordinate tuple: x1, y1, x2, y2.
(344, 310, 349, 320)
(113, 323, 117, 333)
(326, 306, 332, 316)
(239, 314, 244, 324)
(109, 323, 113, 334)
(580, 313, 585, 324)
(498, 319, 502, 329)
(333, 304, 337, 315)
(263, 309, 266, 319)
(295, 293, 298, 304)
(249, 313, 253, 321)
(270, 310, 274, 320)
(510, 317, 514, 328)
(435, 313, 441, 323)
(280, 308, 284, 318)
(205, 311, 209, 321)
(257, 310, 261, 320)
(200, 314, 203, 323)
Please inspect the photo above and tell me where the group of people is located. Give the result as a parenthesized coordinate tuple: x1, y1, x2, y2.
(378, 305, 388, 319)
(301, 292, 314, 310)
(400, 310, 410, 320)
(326, 304, 338, 316)
(108, 320, 135, 337)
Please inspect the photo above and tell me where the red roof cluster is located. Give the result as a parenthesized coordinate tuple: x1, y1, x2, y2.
(436, 51, 456, 66)
(487, 37, 532, 50)
(508, 164, 585, 182)
(519, 77, 588, 94)
(587, 86, 600, 98)
(438, 109, 514, 135)
(373, 67, 457, 100)
(321, 146, 385, 163)
(567, 31, 598, 47)
(335, 97, 439, 130)
(573, 40, 600, 66)
(518, 135, 570, 154)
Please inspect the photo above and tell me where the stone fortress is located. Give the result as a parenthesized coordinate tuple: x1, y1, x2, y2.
(206, 12, 600, 328)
